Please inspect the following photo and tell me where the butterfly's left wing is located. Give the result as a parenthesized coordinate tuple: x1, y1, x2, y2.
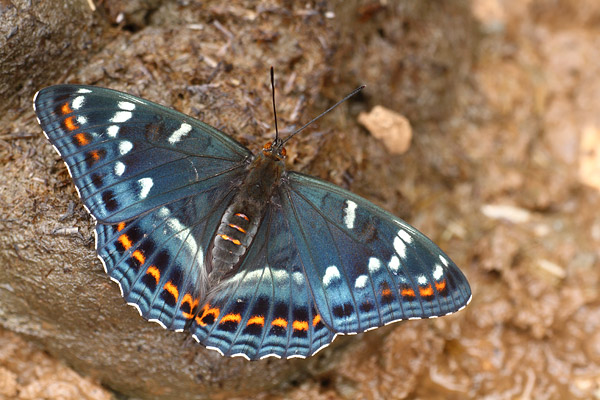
(279, 172, 471, 334)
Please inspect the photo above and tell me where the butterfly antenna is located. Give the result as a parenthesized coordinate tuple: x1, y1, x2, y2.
(281, 84, 366, 146)
(270, 66, 280, 143)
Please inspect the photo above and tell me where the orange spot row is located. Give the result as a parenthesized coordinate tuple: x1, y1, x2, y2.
(292, 320, 308, 332)
(312, 314, 321, 327)
(74, 132, 89, 146)
(196, 304, 220, 326)
(381, 288, 392, 297)
(401, 287, 415, 297)
(419, 284, 434, 297)
(61, 102, 73, 115)
(64, 116, 79, 131)
(132, 250, 145, 266)
(146, 266, 160, 284)
(219, 234, 241, 246)
(220, 313, 241, 324)
(435, 279, 447, 292)
(247, 315, 265, 327)
(163, 281, 179, 301)
(118, 234, 132, 251)
(117, 222, 126, 232)
(181, 294, 199, 320)
(228, 223, 247, 234)
(271, 317, 287, 329)
(89, 150, 101, 162)
(234, 213, 249, 221)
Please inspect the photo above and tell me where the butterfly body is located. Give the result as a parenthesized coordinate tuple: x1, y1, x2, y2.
(34, 83, 471, 360)
(209, 145, 284, 284)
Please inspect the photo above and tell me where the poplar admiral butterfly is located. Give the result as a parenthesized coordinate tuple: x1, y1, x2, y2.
(33, 70, 471, 360)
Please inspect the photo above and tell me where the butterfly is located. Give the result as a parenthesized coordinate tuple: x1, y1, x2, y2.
(33, 71, 471, 360)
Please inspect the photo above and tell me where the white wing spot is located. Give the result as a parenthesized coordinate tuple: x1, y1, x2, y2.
(118, 101, 136, 111)
(355, 275, 368, 289)
(138, 178, 153, 199)
(107, 125, 119, 137)
(158, 207, 170, 217)
(417, 275, 428, 285)
(168, 122, 193, 144)
(77, 115, 87, 125)
(398, 229, 413, 244)
(433, 264, 444, 280)
(167, 217, 201, 259)
(323, 265, 340, 287)
(272, 270, 289, 283)
(110, 111, 132, 123)
(368, 257, 382, 273)
(389, 255, 400, 273)
(114, 161, 125, 176)
(394, 235, 407, 259)
(292, 271, 305, 285)
(119, 140, 133, 155)
(343, 200, 357, 229)
(77, 88, 92, 94)
(72, 96, 85, 110)
(439, 254, 449, 266)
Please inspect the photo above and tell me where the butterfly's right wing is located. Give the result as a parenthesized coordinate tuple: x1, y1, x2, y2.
(34, 85, 252, 223)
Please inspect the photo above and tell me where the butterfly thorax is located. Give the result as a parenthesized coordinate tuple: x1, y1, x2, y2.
(207, 142, 286, 284)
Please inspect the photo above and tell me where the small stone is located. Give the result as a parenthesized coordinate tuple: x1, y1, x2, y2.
(358, 106, 412, 154)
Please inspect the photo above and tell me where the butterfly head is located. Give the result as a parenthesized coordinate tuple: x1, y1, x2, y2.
(262, 139, 287, 161)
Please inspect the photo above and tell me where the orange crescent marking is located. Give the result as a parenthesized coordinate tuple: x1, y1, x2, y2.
(118, 234, 132, 250)
(196, 304, 220, 326)
(247, 315, 265, 327)
(181, 294, 198, 319)
(312, 314, 321, 327)
(117, 222, 126, 232)
(228, 223, 247, 234)
(381, 288, 392, 297)
(234, 213, 249, 221)
(74, 133, 89, 146)
(89, 150, 101, 161)
(271, 318, 288, 328)
(220, 313, 241, 324)
(419, 285, 434, 297)
(292, 320, 309, 332)
(182, 293, 198, 308)
(132, 250, 145, 266)
(435, 280, 447, 292)
(64, 116, 79, 131)
(163, 281, 179, 301)
(219, 234, 241, 246)
(61, 102, 72, 115)
(401, 288, 415, 297)
(146, 266, 160, 284)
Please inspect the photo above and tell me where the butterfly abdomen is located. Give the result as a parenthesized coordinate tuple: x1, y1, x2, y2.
(208, 152, 284, 284)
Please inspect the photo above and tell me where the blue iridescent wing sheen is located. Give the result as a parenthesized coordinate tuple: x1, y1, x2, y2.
(279, 172, 472, 334)
(190, 205, 334, 360)
(95, 185, 240, 332)
(34, 85, 251, 223)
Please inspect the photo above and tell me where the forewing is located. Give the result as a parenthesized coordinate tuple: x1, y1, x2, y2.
(34, 85, 251, 223)
(189, 205, 335, 360)
(280, 172, 471, 334)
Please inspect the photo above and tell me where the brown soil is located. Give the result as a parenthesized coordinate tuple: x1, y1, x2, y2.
(1, 0, 599, 399)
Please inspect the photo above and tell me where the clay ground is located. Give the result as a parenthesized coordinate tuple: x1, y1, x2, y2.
(1, 0, 599, 399)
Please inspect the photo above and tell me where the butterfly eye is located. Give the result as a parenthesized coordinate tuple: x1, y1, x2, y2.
(263, 141, 272, 150)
